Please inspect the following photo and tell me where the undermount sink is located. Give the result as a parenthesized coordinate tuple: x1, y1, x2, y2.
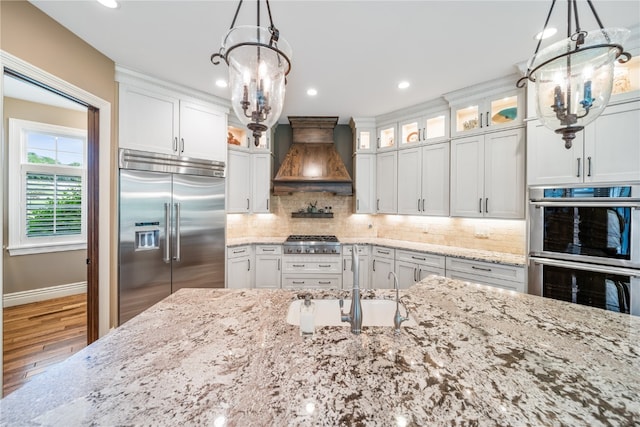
(286, 298, 416, 328)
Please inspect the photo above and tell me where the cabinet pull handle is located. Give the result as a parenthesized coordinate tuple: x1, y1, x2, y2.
(413, 267, 417, 282)
(343, 259, 347, 271)
(357, 199, 359, 211)
(173, 137, 178, 152)
(293, 281, 305, 285)
(278, 259, 281, 271)
(262, 248, 275, 252)
(319, 264, 331, 268)
(233, 249, 246, 254)
(373, 259, 376, 272)
(247, 198, 250, 210)
(486, 111, 489, 127)
(418, 198, 421, 212)
(418, 268, 422, 281)
(319, 281, 331, 285)
(485, 198, 488, 214)
(378, 250, 390, 255)
(293, 264, 305, 268)
(247, 259, 251, 271)
(587, 156, 592, 177)
(422, 199, 425, 212)
(479, 198, 483, 213)
(479, 112, 483, 128)
(422, 128, 426, 140)
(266, 199, 269, 210)
(577, 158, 581, 177)
(472, 265, 492, 272)
(377, 199, 380, 211)
(411, 256, 426, 261)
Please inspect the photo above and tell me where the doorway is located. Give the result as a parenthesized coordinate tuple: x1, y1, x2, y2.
(1, 68, 99, 395)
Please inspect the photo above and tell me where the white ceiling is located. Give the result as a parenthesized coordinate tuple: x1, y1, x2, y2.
(29, 0, 640, 124)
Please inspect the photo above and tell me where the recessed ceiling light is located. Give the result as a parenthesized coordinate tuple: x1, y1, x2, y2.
(215, 79, 228, 88)
(398, 81, 410, 89)
(97, 0, 118, 8)
(535, 27, 557, 40)
(307, 88, 318, 96)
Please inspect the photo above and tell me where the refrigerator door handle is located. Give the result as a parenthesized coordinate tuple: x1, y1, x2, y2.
(163, 203, 171, 263)
(174, 203, 181, 262)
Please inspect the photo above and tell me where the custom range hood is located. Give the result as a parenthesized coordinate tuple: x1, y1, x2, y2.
(273, 116, 352, 195)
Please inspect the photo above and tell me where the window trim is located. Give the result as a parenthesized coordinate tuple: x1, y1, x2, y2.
(7, 118, 87, 256)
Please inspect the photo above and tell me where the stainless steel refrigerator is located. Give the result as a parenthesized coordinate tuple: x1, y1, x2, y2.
(118, 149, 225, 324)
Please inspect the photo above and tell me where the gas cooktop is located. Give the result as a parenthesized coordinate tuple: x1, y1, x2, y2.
(285, 235, 339, 242)
(284, 235, 340, 254)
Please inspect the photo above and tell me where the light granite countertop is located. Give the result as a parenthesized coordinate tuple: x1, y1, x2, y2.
(1, 277, 638, 426)
(227, 237, 526, 266)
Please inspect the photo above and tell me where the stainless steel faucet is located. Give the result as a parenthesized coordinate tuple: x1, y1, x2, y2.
(388, 271, 409, 334)
(340, 244, 363, 334)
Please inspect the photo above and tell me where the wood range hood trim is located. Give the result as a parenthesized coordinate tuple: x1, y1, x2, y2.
(273, 116, 353, 196)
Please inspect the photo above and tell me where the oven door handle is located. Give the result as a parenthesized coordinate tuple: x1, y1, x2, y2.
(530, 256, 640, 277)
(530, 201, 640, 208)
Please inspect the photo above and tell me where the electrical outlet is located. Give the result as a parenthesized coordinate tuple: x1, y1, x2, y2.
(474, 226, 490, 239)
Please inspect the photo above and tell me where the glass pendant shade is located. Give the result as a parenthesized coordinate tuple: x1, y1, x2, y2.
(528, 27, 630, 148)
(221, 25, 292, 144)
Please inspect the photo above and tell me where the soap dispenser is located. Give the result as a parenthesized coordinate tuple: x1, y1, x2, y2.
(299, 295, 316, 337)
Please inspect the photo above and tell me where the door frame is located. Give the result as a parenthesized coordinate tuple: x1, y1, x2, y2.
(0, 51, 112, 375)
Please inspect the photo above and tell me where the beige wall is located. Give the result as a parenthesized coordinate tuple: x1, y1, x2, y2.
(1, 1, 116, 310)
(2, 98, 88, 294)
(227, 193, 526, 255)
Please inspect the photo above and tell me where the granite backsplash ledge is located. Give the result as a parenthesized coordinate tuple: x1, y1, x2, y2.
(227, 193, 526, 255)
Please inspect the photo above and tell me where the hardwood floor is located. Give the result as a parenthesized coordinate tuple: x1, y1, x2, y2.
(3, 293, 87, 396)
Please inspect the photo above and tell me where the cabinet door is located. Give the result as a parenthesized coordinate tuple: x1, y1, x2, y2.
(527, 120, 584, 186)
(119, 84, 179, 155)
(396, 261, 418, 289)
(376, 151, 397, 213)
(397, 148, 422, 215)
(371, 257, 395, 289)
(377, 124, 396, 150)
(255, 256, 281, 289)
(227, 256, 252, 289)
(450, 135, 484, 217)
(484, 128, 525, 219)
(227, 150, 251, 213)
(251, 153, 271, 213)
(179, 101, 227, 162)
(342, 256, 369, 289)
(584, 101, 640, 183)
(421, 142, 450, 216)
(399, 118, 421, 147)
(354, 154, 376, 214)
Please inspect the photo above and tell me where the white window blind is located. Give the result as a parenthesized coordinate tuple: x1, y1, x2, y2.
(25, 173, 82, 237)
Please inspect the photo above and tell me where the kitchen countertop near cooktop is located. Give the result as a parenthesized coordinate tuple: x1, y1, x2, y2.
(227, 237, 526, 266)
(2, 278, 638, 426)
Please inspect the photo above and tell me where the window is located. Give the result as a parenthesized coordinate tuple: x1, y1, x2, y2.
(8, 118, 87, 255)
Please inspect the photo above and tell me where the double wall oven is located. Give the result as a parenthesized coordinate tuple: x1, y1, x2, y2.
(529, 185, 640, 315)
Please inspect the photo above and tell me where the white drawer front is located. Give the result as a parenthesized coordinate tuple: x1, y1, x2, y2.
(445, 257, 525, 283)
(371, 246, 394, 259)
(446, 270, 525, 293)
(283, 257, 341, 274)
(396, 250, 445, 269)
(256, 245, 282, 255)
(228, 245, 251, 259)
(282, 275, 342, 289)
(343, 244, 369, 256)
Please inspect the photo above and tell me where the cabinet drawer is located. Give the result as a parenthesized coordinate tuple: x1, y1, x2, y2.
(445, 257, 525, 283)
(371, 246, 394, 259)
(343, 244, 369, 256)
(446, 270, 525, 293)
(255, 245, 282, 255)
(282, 275, 342, 289)
(282, 257, 341, 274)
(396, 250, 445, 269)
(228, 245, 251, 259)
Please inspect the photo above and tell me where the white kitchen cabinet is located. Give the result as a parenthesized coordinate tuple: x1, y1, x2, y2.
(370, 246, 395, 289)
(227, 245, 253, 289)
(528, 100, 640, 186)
(377, 123, 396, 151)
(354, 154, 376, 214)
(254, 245, 281, 289)
(118, 82, 227, 162)
(397, 143, 449, 216)
(342, 245, 370, 289)
(376, 151, 397, 213)
(350, 117, 376, 153)
(445, 257, 525, 293)
(398, 111, 448, 147)
(395, 250, 445, 289)
(227, 148, 271, 213)
(450, 128, 524, 219)
(281, 255, 342, 289)
(449, 86, 524, 138)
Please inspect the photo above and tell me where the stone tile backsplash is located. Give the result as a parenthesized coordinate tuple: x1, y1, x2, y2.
(227, 193, 526, 255)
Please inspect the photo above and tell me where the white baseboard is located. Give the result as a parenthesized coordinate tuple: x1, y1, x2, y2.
(3, 282, 87, 307)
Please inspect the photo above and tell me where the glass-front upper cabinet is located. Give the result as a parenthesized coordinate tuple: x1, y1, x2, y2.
(446, 77, 524, 137)
(400, 119, 420, 146)
(227, 124, 270, 150)
(377, 123, 396, 150)
(350, 117, 376, 153)
(612, 54, 640, 99)
(398, 109, 449, 147)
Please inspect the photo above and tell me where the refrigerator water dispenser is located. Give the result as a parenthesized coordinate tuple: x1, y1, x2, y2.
(134, 222, 160, 250)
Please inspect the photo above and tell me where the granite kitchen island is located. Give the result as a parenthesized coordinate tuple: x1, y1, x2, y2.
(1, 276, 639, 426)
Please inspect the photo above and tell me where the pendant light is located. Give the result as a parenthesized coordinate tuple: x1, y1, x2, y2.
(517, 0, 631, 149)
(211, 0, 292, 146)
